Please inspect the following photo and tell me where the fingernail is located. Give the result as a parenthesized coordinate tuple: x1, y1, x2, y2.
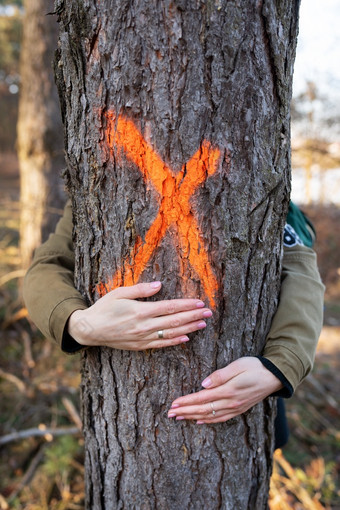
(202, 377, 212, 388)
(171, 403, 180, 409)
(180, 336, 190, 343)
(198, 321, 206, 328)
(150, 281, 161, 288)
(197, 421, 205, 425)
(176, 416, 185, 421)
(196, 300, 205, 308)
(168, 413, 176, 418)
(203, 310, 212, 318)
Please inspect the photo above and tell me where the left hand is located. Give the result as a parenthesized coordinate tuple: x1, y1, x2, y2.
(167, 357, 283, 424)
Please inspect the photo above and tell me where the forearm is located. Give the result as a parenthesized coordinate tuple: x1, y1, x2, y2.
(23, 201, 88, 351)
(261, 244, 324, 394)
(23, 245, 88, 349)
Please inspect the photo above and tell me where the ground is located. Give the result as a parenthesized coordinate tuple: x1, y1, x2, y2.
(0, 153, 339, 509)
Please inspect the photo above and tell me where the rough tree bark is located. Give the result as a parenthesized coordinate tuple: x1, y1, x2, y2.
(55, 1, 300, 508)
(18, 0, 65, 269)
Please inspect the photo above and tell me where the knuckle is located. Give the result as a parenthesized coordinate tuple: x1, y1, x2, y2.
(230, 400, 241, 410)
(166, 302, 176, 315)
(213, 371, 224, 386)
(195, 310, 206, 320)
(135, 323, 150, 337)
(134, 308, 147, 321)
(129, 326, 138, 337)
(197, 394, 207, 405)
(135, 283, 148, 295)
(224, 388, 235, 400)
(199, 406, 210, 415)
(166, 328, 174, 338)
(170, 318, 181, 329)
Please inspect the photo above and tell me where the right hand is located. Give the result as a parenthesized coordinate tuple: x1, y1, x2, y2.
(68, 281, 212, 350)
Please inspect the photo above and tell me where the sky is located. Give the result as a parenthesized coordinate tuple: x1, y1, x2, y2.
(291, 0, 340, 204)
(293, 0, 340, 108)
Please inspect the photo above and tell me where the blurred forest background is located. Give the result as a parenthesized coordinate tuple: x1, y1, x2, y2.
(0, 1, 339, 509)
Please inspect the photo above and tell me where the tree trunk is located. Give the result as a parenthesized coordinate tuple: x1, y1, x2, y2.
(55, 1, 299, 508)
(18, 0, 65, 269)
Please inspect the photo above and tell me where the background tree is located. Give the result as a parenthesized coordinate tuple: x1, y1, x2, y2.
(18, 0, 64, 269)
(55, 1, 300, 507)
(0, 4, 21, 153)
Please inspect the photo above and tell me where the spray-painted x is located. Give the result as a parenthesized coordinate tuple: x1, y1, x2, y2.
(97, 113, 221, 307)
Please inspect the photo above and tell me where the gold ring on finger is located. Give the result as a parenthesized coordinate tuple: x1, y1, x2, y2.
(210, 402, 216, 416)
(157, 330, 164, 339)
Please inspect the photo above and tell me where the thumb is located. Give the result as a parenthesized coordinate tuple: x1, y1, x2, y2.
(110, 281, 162, 300)
(201, 358, 247, 389)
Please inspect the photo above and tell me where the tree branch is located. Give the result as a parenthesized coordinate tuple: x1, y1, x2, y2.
(0, 426, 81, 446)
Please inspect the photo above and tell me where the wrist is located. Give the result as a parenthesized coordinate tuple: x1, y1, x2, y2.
(68, 309, 93, 346)
(264, 370, 284, 394)
(257, 356, 294, 398)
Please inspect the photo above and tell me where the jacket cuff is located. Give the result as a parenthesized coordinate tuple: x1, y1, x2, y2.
(49, 297, 88, 352)
(259, 342, 306, 394)
(62, 326, 86, 353)
(256, 356, 294, 398)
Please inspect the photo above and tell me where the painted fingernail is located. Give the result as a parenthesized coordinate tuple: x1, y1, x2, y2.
(168, 413, 176, 418)
(176, 416, 185, 421)
(196, 300, 205, 308)
(171, 404, 180, 409)
(150, 281, 161, 288)
(197, 421, 205, 425)
(180, 336, 190, 343)
(202, 377, 212, 388)
(198, 321, 206, 328)
(203, 310, 212, 318)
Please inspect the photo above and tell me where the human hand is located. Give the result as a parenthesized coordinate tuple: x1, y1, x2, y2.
(167, 357, 283, 423)
(68, 281, 212, 350)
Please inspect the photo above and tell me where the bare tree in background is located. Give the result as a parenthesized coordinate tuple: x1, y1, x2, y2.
(55, 1, 300, 507)
(18, 0, 65, 269)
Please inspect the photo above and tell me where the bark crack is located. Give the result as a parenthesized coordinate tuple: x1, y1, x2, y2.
(229, 34, 248, 78)
(259, 6, 282, 108)
(108, 353, 124, 504)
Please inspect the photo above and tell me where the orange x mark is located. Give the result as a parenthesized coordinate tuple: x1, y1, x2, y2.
(97, 113, 221, 307)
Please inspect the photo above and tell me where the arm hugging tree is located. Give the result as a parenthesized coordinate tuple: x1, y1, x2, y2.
(54, 1, 300, 507)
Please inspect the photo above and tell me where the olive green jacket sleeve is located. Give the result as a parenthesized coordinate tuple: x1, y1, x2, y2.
(23, 202, 325, 395)
(23, 201, 88, 351)
(261, 244, 325, 394)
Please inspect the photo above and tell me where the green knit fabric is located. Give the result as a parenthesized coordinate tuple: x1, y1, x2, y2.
(287, 202, 315, 248)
